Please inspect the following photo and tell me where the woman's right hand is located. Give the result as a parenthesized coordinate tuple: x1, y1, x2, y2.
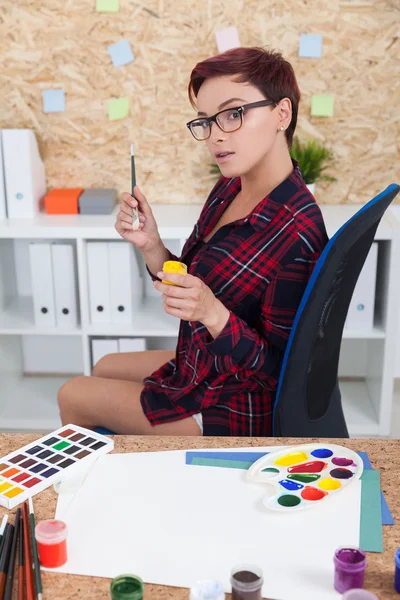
(115, 186, 161, 251)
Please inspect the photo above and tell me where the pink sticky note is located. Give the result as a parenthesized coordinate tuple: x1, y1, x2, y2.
(215, 27, 240, 53)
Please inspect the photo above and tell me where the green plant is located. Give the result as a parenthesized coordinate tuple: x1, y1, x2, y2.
(289, 137, 336, 185)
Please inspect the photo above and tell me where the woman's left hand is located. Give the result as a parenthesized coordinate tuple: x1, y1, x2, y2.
(154, 271, 230, 337)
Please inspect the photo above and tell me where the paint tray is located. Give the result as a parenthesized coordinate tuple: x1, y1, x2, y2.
(0, 424, 114, 509)
(247, 443, 363, 512)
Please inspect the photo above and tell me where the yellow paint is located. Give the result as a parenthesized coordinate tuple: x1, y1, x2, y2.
(4, 487, 23, 499)
(319, 478, 341, 491)
(0, 481, 13, 493)
(274, 451, 309, 467)
(162, 261, 188, 286)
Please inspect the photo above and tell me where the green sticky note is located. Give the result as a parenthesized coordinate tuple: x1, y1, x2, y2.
(96, 0, 119, 12)
(311, 94, 334, 117)
(108, 97, 129, 121)
(360, 470, 383, 553)
(191, 458, 252, 470)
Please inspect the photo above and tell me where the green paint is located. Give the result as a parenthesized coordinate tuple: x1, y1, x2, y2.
(287, 473, 320, 483)
(191, 457, 252, 470)
(52, 440, 70, 451)
(262, 467, 279, 473)
(360, 470, 383, 553)
(110, 575, 144, 600)
(277, 494, 301, 507)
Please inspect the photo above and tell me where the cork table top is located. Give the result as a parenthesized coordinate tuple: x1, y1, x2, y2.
(0, 434, 398, 599)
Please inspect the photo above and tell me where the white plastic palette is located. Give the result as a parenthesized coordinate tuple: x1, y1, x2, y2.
(0, 424, 114, 509)
(247, 443, 363, 511)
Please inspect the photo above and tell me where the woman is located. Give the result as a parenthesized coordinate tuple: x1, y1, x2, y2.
(58, 46, 328, 436)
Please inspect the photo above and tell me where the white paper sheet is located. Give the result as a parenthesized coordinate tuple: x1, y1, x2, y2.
(51, 449, 360, 600)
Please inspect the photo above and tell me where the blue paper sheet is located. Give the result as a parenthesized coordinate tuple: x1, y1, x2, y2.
(186, 449, 394, 525)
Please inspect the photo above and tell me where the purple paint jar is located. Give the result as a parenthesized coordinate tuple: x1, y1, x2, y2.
(342, 590, 378, 599)
(333, 547, 366, 594)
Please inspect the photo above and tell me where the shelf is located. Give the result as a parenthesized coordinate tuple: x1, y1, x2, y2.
(0, 296, 82, 335)
(0, 374, 65, 432)
(86, 297, 180, 337)
(340, 379, 379, 436)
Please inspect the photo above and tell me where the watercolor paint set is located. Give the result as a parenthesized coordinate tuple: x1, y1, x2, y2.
(0, 424, 114, 509)
(247, 443, 363, 511)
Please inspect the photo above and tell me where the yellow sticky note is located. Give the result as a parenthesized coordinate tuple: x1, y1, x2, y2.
(311, 95, 334, 117)
(96, 0, 119, 12)
(108, 97, 129, 121)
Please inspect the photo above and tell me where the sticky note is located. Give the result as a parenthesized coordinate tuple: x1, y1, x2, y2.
(311, 94, 334, 117)
(42, 89, 65, 113)
(108, 40, 134, 67)
(299, 34, 323, 58)
(96, 0, 119, 11)
(215, 26, 240, 53)
(108, 97, 129, 121)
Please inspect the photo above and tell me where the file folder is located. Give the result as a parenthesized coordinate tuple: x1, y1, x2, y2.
(118, 338, 147, 352)
(91, 338, 119, 369)
(51, 243, 79, 328)
(29, 243, 56, 327)
(2, 129, 46, 218)
(108, 242, 142, 324)
(87, 242, 111, 323)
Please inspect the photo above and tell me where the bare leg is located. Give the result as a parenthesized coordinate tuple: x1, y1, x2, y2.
(58, 375, 200, 435)
(92, 349, 175, 383)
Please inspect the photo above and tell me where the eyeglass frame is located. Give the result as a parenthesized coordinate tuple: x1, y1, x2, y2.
(186, 99, 278, 140)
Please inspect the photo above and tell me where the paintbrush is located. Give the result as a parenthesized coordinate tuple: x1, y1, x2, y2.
(3, 508, 20, 600)
(22, 503, 34, 600)
(0, 516, 8, 556)
(131, 143, 140, 231)
(18, 516, 24, 600)
(0, 523, 14, 600)
(28, 498, 42, 600)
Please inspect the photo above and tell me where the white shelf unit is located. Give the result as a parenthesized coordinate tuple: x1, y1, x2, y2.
(0, 204, 399, 436)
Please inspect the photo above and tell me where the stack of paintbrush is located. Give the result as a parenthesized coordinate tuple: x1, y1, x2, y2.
(0, 498, 42, 600)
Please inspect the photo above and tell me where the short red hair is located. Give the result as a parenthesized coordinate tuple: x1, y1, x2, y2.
(188, 46, 301, 147)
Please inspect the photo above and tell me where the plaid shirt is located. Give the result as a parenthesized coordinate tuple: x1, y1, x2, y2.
(141, 159, 328, 436)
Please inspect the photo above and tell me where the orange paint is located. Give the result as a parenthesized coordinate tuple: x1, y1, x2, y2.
(35, 520, 68, 568)
(301, 486, 327, 501)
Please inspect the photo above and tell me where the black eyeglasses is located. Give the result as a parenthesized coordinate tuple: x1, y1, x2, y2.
(186, 99, 277, 141)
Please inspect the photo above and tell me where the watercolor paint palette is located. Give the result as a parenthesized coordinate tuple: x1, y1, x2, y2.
(0, 424, 114, 509)
(247, 443, 363, 512)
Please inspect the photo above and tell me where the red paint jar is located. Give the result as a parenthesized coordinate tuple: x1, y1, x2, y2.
(35, 519, 68, 568)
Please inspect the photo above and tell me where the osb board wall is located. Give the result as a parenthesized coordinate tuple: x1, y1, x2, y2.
(0, 0, 399, 205)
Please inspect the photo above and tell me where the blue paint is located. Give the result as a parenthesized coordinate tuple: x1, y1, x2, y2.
(279, 479, 304, 491)
(394, 548, 400, 593)
(311, 448, 333, 458)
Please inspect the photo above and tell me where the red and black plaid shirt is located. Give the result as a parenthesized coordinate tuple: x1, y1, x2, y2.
(141, 159, 328, 436)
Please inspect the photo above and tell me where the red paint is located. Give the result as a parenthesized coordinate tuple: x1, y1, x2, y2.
(24, 477, 42, 488)
(12, 472, 31, 483)
(288, 461, 326, 474)
(35, 520, 68, 568)
(301, 486, 327, 501)
(37, 538, 68, 568)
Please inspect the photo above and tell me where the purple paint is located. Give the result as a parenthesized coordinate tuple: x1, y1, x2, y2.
(330, 468, 354, 479)
(334, 547, 366, 594)
(332, 457, 353, 467)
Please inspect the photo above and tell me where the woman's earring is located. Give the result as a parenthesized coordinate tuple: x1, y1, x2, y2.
(280, 126, 285, 131)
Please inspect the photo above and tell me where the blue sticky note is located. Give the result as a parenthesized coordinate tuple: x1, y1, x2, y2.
(108, 40, 134, 67)
(42, 89, 65, 113)
(299, 34, 323, 58)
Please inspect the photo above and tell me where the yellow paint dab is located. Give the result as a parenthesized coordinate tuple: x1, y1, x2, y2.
(319, 478, 341, 491)
(0, 481, 13, 493)
(4, 486, 24, 499)
(274, 451, 309, 467)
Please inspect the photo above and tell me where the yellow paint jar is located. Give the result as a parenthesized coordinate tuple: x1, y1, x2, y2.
(162, 261, 188, 286)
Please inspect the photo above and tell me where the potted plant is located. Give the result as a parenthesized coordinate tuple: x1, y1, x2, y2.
(210, 137, 336, 195)
(289, 137, 336, 194)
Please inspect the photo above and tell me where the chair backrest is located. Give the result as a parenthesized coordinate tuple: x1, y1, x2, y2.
(272, 183, 400, 437)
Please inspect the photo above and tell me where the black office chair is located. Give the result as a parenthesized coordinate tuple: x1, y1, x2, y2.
(272, 183, 400, 438)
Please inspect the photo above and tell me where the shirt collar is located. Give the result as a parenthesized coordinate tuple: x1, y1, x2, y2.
(217, 158, 305, 232)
